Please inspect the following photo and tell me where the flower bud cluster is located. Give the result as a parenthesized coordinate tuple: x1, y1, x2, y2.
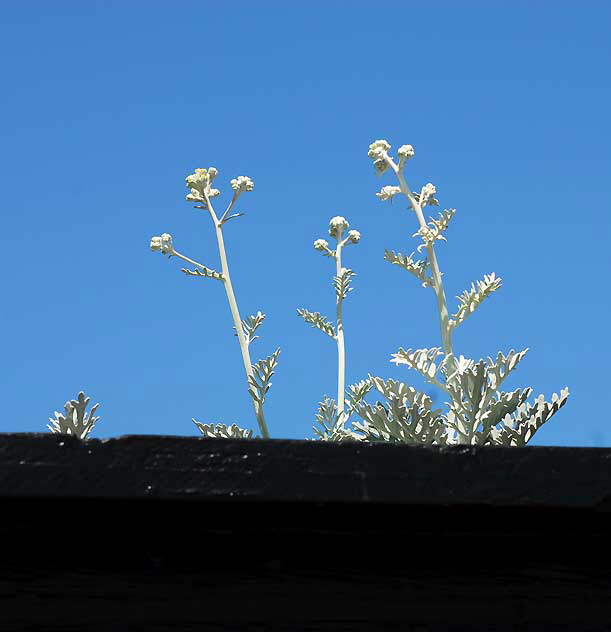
(185, 167, 219, 204)
(420, 182, 437, 206)
(328, 215, 350, 238)
(397, 144, 414, 160)
(186, 167, 217, 194)
(367, 139, 391, 174)
(376, 185, 402, 201)
(230, 175, 254, 193)
(347, 230, 360, 243)
(150, 233, 174, 255)
(313, 238, 329, 251)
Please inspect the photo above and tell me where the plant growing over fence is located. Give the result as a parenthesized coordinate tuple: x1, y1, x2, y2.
(48, 139, 569, 447)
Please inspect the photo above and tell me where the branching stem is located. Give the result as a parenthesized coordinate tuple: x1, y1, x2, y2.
(203, 192, 270, 438)
(386, 157, 457, 376)
(335, 235, 346, 422)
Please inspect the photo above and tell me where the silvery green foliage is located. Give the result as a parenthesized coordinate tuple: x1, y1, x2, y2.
(449, 273, 502, 330)
(384, 250, 432, 288)
(368, 138, 569, 446)
(181, 266, 224, 281)
(296, 309, 335, 338)
(333, 268, 355, 301)
(193, 420, 256, 439)
(47, 391, 100, 440)
(248, 348, 281, 409)
(350, 377, 447, 444)
(312, 380, 373, 442)
(151, 166, 275, 439)
(237, 311, 266, 345)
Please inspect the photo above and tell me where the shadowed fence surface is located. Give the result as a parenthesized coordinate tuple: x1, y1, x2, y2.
(1, 433, 610, 630)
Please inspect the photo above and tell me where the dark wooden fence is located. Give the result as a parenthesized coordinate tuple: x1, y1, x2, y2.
(1, 433, 610, 630)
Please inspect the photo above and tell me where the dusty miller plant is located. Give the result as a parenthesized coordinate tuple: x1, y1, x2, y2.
(47, 391, 100, 440)
(297, 216, 367, 440)
(150, 168, 279, 439)
(340, 139, 569, 446)
(46, 141, 569, 444)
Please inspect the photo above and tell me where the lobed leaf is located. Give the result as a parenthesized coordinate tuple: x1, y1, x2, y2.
(248, 348, 281, 407)
(333, 268, 355, 301)
(384, 250, 432, 287)
(297, 308, 336, 338)
(181, 266, 224, 281)
(487, 388, 570, 446)
(390, 347, 446, 384)
(235, 311, 266, 345)
(193, 420, 255, 439)
(47, 391, 100, 440)
(449, 273, 502, 329)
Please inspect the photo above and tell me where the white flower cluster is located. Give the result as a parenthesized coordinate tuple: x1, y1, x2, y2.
(328, 215, 350, 238)
(376, 185, 402, 201)
(347, 230, 360, 243)
(230, 175, 254, 193)
(397, 144, 415, 160)
(420, 182, 437, 205)
(368, 139, 391, 173)
(313, 238, 329, 251)
(150, 233, 173, 255)
(185, 167, 219, 204)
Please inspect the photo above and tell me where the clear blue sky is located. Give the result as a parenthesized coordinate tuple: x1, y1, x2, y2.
(1, 0, 609, 445)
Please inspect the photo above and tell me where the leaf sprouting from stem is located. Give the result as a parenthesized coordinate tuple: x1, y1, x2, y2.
(297, 309, 336, 338)
(248, 348, 281, 408)
(193, 420, 255, 439)
(449, 273, 502, 329)
(181, 267, 224, 281)
(235, 311, 266, 345)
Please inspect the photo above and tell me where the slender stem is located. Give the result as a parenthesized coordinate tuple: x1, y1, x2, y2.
(171, 249, 217, 273)
(204, 193, 270, 439)
(388, 159, 456, 376)
(335, 236, 346, 422)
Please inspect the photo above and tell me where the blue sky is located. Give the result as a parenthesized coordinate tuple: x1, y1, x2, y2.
(1, 0, 609, 445)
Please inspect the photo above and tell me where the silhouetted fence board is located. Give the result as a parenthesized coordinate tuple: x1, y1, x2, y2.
(1, 433, 610, 630)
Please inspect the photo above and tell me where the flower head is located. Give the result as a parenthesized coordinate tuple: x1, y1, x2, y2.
(186, 168, 217, 195)
(313, 238, 329, 251)
(328, 215, 349, 238)
(186, 188, 205, 204)
(347, 230, 361, 244)
(397, 144, 414, 161)
(230, 175, 254, 193)
(368, 139, 392, 174)
(376, 185, 401, 201)
(150, 233, 173, 255)
(367, 139, 391, 159)
(420, 182, 437, 205)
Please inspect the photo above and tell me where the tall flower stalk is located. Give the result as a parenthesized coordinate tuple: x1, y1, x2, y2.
(361, 139, 568, 445)
(369, 141, 457, 378)
(298, 217, 360, 425)
(151, 168, 278, 439)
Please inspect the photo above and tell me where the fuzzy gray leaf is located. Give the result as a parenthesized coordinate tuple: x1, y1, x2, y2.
(193, 420, 255, 439)
(235, 311, 266, 345)
(47, 391, 100, 440)
(488, 388, 570, 446)
(248, 348, 281, 407)
(444, 348, 532, 443)
(311, 396, 360, 442)
(333, 268, 355, 301)
(384, 250, 432, 287)
(345, 379, 373, 414)
(297, 308, 336, 338)
(449, 273, 502, 329)
(390, 347, 446, 384)
(181, 266, 224, 281)
(350, 377, 445, 444)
